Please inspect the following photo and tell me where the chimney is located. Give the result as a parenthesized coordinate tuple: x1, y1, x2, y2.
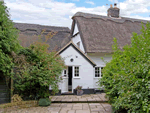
(107, 3, 120, 18)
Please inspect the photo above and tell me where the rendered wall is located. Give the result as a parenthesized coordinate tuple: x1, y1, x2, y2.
(87, 53, 112, 89)
(60, 45, 94, 90)
(72, 23, 85, 53)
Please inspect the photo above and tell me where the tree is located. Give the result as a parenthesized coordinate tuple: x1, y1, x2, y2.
(0, 1, 21, 80)
(13, 40, 66, 100)
(99, 22, 150, 113)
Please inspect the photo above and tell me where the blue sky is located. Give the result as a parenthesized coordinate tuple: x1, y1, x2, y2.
(58, 0, 125, 8)
(4, 0, 150, 28)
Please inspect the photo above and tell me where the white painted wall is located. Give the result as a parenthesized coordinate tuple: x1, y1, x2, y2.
(60, 45, 94, 90)
(73, 23, 79, 35)
(72, 23, 85, 53)
(49, 51, 113, 91)
(87, 53, 112, 89)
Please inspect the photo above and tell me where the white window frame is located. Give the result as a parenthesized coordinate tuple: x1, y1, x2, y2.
(63, 69, 67, 77)
(95, 67, 103, 78)
(74, 66, 79, 77)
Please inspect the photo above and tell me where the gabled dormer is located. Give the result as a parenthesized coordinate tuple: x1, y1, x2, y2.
(70, 19, 85, 53)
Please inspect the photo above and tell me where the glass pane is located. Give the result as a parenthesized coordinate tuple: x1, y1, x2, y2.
(95, 74, 97, 77)
(64, 70, 66, 74)
(95, 67, 98, 70)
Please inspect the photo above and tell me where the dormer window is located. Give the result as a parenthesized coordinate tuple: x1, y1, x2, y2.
(77, 42, 80, 48)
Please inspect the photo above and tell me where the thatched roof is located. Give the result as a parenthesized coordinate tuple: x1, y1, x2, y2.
(14, 23, 71, 52)
(71, 12, 150, 53)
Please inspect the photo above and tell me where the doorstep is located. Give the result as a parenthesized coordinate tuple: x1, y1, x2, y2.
(50, 93, 108, 103)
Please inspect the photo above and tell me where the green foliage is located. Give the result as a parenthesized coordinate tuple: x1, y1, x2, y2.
(39, 98, 51, 106)
(99, 22, 150, 113)
(13, 42, 66, 99)
(0, 1, 21, 77)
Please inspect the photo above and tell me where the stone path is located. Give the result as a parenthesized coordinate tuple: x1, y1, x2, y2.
(50, 93, 108, 103)
(0, 103, 112, 113)
(0, 93, 112, 113)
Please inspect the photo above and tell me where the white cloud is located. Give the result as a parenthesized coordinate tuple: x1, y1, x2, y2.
(118, 0, 150, 16)
(4, 0, 150, 29)
(85, 1, 95, 5)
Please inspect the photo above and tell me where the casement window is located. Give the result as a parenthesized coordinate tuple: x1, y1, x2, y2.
(95, 67, 103, 77)
(74, 66, 79, 77)
(77, 42, 80, 48)
(63, 69, 67, 77)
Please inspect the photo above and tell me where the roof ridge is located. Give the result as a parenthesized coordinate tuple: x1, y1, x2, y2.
(73, 12, 149, 24)
(13, 22, 70, 30)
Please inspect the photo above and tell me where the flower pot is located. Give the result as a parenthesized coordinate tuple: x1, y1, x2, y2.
(77, 90, 84, 96)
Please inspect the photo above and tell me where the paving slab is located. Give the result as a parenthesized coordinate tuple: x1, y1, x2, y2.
(76, 110, 91, 113)
(0, 103, 111, 113)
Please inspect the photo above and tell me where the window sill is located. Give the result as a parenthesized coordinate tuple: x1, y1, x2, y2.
(94, 77, 102, 79)
(62, 77, 68, 79)
(73, 77, 81, 79)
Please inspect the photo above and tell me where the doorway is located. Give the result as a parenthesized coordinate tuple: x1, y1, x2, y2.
(68, 66, 72, 91)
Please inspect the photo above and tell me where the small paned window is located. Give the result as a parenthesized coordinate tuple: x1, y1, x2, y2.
(95, 67, 100, 77)
(74, 66, 79, 77)
(64, 70, 67, 77)
(95, 67, 103, 77)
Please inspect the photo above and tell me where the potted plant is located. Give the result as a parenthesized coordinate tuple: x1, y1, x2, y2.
(75, 85, 84, 96)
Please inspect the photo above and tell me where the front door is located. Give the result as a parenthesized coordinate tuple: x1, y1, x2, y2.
(61, 66, 73, 93)
(68, 66, 72, 91)
(61, 69, 68, 93)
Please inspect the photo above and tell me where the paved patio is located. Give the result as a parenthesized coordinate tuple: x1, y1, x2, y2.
(0, 93, 112, 113)
(50, 93, 108, 103)
(0, 103, 112, 113)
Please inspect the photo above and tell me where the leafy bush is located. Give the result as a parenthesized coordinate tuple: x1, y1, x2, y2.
(13, 42, 66, 100)
(39, 98, 51, 106)
(99, 22, 150, 113)
(0, 1, 21, 77)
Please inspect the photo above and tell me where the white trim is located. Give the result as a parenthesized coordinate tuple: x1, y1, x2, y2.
(94, 77, 102, 79)
(94, 66, 103, 78)
(74, 66, 79, 77)
(62, 77, 68, 79)
(73, 77, 81, 79)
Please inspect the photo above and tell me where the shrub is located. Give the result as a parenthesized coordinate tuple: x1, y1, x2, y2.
(13, 42, 66, 100)
(39, 98, 51, 106)
(99, 22, 150, 113)
(0, 1, 21, 77)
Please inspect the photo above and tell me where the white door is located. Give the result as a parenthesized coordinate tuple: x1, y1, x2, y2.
(61, 69, 68, 93)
